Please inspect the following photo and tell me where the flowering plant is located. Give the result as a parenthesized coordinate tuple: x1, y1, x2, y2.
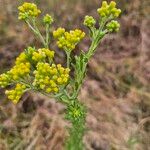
(0, 1, 121, 149)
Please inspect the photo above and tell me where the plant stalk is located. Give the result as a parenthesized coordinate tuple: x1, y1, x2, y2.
(65, 99, 86, 150)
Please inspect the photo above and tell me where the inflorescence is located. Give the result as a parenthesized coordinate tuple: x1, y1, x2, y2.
(5, 84, 27, 104)
(84, 1, 121, 33)
(0, 47, 70, 103)
(53, 28, 85, 51)
(97, 1, 121, 18)
(84, 16, 96, 28)
(18, 2, 41, 20)
(43, 14, 54, 25)
(0, 1, 121, 106)
(33, 63, 70, 93)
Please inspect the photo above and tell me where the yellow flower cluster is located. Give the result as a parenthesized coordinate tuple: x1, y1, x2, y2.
(53, 28, 85, 51)
(0, 46, 68, 103)
(0, 47, 55, 89)
(0, 52, 30, 89)
(0, 52, 30, 104)
(16, 47, 54, 63)
(53, 28, 65, 39)
(97, 1, 121, 18)
(43, 14, 54, 24)
(32, 48, 54, 62)
(33, 62, 70, 93)
(106, 20, 120, 32)
(15, 52, 27, 65)
(10, 62, 30, 80)
(84, 16, 96, 28)
(18, 2, 41, 20)
(5, 84, 27, 104)
(0, 72, 12, 88)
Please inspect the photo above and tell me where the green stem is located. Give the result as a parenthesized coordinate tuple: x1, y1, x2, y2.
(72, 29, 106, 99)
(25, 21, 37, 33)
(26, 20, 46, 47)
(66, 51, 71, 68)
(45, 24, 50, 48)
(32, 19, 46, 47)
(72, 40, 96, 99)
(65, 99, 86, 150)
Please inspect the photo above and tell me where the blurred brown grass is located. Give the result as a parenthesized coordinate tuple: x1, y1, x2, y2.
(0, 0, 150, 149)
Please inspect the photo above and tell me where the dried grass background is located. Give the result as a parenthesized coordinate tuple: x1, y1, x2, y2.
(0, 0, 150, 150)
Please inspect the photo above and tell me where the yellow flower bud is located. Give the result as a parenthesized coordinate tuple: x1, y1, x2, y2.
(18, 2, 41, 20)
(53, 28, 85, 51)
(33, 62, 70, 94)
(57, 78, 63, 84)
(6, 83, 27, 104)
(46, 88, 52, 93)
(53, 87, 59, 93)
(97, 1, 121, 19)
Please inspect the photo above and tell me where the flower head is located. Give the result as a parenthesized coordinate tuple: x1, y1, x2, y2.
(53, 28, 66, 39)
(0, 72, 12, 88)
(43, 14, 54, 24)
(5, 84, 27, 104)
(15, 52, 27, 65)
(33, 63, 70, 93)
(18, 2, 41, 20)
(53, 28, 85, 51)
(106, 20, 120, 32)
(10, 62, 31, 80)
(0, 52, 30, 88)
(97, 1, 121, 18)
(84, 16, 96, 28)
(31, 48, 55, 62)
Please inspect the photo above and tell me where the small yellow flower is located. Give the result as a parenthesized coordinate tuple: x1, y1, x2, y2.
(18, 2, 41, 20)
(5, 83, 27, 104)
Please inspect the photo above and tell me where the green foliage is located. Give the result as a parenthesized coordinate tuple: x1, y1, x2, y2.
(127, 135, 139, 150)
(0, 1, 121, 149)
(65, 100, 86, 150)
(65, 120, 85, 150)
(66, 101, 86, 122)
